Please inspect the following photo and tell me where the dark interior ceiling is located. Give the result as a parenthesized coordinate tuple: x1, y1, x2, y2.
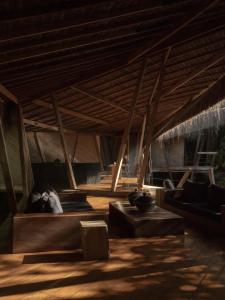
(1, 0, 225, 135)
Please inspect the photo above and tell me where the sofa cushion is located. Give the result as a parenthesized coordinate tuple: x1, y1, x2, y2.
(165, 197, 221, 222)
(183, 180, 208, 203)
(207, 184, 225, 210)
(165, 196, 191, 210)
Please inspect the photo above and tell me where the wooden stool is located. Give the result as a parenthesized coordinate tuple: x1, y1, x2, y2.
(80, 220, 109, 260)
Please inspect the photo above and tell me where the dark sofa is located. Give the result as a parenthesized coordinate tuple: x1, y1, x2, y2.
(161, 181, 225, 235)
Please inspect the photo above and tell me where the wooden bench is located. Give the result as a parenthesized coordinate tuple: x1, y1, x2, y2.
(13, 211, 106, 253)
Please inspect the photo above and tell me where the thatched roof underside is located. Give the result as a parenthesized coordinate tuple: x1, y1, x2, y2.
(158, 98, 225, 140)
(2, 0, 225, 135)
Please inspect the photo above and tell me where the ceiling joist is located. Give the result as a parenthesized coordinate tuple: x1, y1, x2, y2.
(128, 0, 219, 63)
(33, 99, 109, 125)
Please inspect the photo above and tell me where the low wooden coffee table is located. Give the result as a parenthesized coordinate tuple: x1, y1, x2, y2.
(109, 201, 184, 237)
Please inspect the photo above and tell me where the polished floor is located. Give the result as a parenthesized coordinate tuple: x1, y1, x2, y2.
(1, 196, 225, 300)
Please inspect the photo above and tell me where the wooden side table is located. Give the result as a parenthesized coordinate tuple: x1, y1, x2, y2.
(80, 220, 109, 260)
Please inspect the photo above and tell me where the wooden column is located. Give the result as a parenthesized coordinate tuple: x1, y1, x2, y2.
(71, 133, 79, 163)
(34, 132, 46, 162)
(0, 117, 17, 213)
(138, 48, 171, 189)
(111, 57, 148, 191)
(93, 135, 104, 172)
(136, 115, 146, 175)
(18, 105, 33, 199)
(51, 92, 77, 189)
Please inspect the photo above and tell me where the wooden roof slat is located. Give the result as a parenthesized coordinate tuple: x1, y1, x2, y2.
(70, 85, 143, 117)
(163, 48, 225, 97)
(128, 0, 219, 63)
(33, 99, 109, 126)
(0, 1, 181, 42)
(23, 118, 75, 133)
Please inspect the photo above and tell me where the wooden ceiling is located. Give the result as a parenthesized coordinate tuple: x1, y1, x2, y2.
(1, 0, 225, 135)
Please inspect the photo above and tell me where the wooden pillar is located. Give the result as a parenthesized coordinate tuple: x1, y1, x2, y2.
(138, 48, 171, 189)
(136, 115, 146, 175)
(93, 135, 104, 172)
(34, 132, 46, 162)
(18, 105, 34, 198)
(71, 133, 79, 163)
(111, 57, 148, 191)
(0, 117, 17, 213)
(51, 92, 77, 189)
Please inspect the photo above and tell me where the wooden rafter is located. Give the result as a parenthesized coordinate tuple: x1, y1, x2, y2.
(0, 2, 177, 42)
(128, 0, 220, 63)
(33, 99, 108, 125)
(162, 49, 225, 97)
(23, 118, 76, 134)
(70, 85, 142, 117)
(0, 83, 18, 103)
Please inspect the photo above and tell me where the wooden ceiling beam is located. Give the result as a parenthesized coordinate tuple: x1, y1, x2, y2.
(162, 48, 225, 97)
(128, 0, 220, 63)
(0, 83, 18, 103)
(23, 118, 75, 133)
(24, 118, 115, 136)
(0, 2, 175, 42)
(32, 99, 109, 125)
(70, 85, 143, 118)
(0, 33, 151, 66)
(2, 7, 223, 54)
(0, 40, 137, 76)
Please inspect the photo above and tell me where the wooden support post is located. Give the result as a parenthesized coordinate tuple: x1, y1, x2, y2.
(138, 48, 171, 189)
(18, 105, 34, 199)
(93, 135, 104, 172)
(177, 170, 192, 188)
(0, 117, 17, 213)
(71, 133, 79, 163)
(136, 115, 146, 175)
(51, 92, 77, 189)
(34, 132, 46, 162)
(111, 57, 148, 191)
(208, 167, 215, 184)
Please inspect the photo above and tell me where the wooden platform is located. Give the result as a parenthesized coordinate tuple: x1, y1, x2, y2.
(1, 195, 225, 300)
(72, 178, 164, 204)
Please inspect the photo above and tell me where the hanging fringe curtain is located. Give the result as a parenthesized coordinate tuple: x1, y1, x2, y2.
(158, 98, 225, 141)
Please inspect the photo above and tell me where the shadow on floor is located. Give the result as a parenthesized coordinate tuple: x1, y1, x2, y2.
(22, 250, 83, 264)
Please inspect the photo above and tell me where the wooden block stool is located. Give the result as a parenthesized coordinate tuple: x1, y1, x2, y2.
(80, 220, 109, 260)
